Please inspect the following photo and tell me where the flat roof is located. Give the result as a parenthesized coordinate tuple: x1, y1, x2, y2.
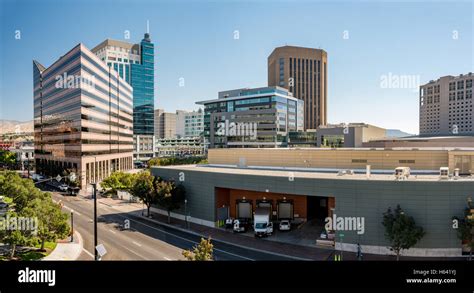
(91, 39, 138, 53)
(196, 87, 299, 105)
(370, 135, 474, 142)
(152, 164, 474, 182)
(209, 147, 474, 151)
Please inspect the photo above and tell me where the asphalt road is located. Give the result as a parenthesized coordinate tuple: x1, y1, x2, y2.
(50, 192, 299, 261)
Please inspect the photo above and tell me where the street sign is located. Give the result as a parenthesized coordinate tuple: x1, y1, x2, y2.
(55, 175, 62, 182)
(69, 173, 76, 182)
(96, 244, 107, 258)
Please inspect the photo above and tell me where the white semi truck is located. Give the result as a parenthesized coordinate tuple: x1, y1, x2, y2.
(253, 207, 273, 237)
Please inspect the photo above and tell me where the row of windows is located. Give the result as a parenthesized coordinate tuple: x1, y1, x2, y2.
(288, 57, 323, 128)
(449, 79, 473, 91)
(36, 139, 133, 145)
(35, 149, 133, 157)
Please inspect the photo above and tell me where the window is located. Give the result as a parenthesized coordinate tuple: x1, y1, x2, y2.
(399, 160, 415, 164)
(227, 102, 234, 112)
(352, 159, 368, 163)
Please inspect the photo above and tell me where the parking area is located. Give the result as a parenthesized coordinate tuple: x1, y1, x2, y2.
(225, 218, 327, 247)
(33, 175, 79, 196)
(216, 187, 335, 248)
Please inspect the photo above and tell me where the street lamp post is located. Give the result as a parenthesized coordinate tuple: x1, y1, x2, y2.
(70, 210, 74, 242)
(340, 234, 344, 261)
(184, 199, 188, 229)
(92, 182, 98, 261)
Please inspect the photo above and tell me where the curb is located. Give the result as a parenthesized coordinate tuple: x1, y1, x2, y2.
(42, 231, 83, 261)
(133, 211, 310, 261)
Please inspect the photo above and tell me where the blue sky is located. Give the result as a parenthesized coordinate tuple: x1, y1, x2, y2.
(0, 0, 472, 134)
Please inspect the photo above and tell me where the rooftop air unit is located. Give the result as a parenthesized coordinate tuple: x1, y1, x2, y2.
(395, 167, 410, 180)
(439, 167, 449, 179)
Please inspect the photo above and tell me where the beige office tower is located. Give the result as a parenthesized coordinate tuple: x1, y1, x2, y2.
(419, 73, 473, 136)
(268, 46, 328, 130)
(154, 109, 177, 138)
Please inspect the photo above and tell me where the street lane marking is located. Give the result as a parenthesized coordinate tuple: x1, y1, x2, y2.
(163, 257, 172, 261)
(132, 241, 142, 247)
(113, 214, 255, 261)
(60, 198, 255, 261)
(82, 248, 94, 258)
(108, 229, 116, 234)
(123, 247, 147, 259)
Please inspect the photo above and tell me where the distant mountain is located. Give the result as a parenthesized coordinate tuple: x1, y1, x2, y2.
(385, 129, 414, 138)
(0, 120, 34, 135)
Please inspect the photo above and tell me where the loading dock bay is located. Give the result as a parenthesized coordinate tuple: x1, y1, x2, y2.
(215, 187, 335, 246)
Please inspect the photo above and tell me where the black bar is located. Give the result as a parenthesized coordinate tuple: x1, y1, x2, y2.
(0, 261, 473, 290)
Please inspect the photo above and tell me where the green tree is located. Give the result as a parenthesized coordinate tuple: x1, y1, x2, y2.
(0, 171, 50, 213)
(0, 211, 38, 258)
(382, 205, 425, 260)
(129, 171, 157, 217)
(100, 171, 136, 196)
(182, 237, 213, 261)
(0, 150, 16, 169)
(155, 180, 185, 223)
(148, 156, 207, 167)
(453, 198, 474, 260)
(25, 198, 70, 250)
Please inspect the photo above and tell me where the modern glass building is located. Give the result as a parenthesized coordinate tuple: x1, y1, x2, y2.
(196, 86, 304, 148)
(92, 33, 155, 135)
(33, 44, 134, 190)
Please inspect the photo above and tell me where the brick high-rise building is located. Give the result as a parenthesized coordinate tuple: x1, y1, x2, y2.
(268, 46, 327, 130)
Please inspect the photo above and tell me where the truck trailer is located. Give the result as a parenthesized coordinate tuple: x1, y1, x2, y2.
(253, 206, 273, 237)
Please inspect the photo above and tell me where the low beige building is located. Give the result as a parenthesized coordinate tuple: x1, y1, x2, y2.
(208, 147, 474, 174)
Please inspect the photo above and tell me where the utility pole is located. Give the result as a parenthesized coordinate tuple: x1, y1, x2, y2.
(184, 199, 188, 229)
(70, 211, 74, 242)
(92, 182, 98, 261)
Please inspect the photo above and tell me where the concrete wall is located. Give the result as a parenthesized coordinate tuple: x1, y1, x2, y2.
(208, 148, 450, 171)
(151, 165, 472, 256)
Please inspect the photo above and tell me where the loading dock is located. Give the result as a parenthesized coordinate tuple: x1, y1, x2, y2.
(215, 187, 335, 224)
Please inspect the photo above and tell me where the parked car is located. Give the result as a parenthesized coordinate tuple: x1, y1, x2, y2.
(233, 219, 249, 233)
(320, 230, 328, 239)
(58, 184, 69, 192)
(68, 187, 80, 196)
(31, 174, 45, 182)
(225, 218, 234, 229)
(279, 219, 291, 231)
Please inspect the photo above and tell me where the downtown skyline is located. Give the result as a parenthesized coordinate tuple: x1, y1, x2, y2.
(1, 0, 473, 134)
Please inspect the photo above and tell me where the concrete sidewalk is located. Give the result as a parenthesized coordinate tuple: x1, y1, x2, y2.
(42, 231, 83, 261)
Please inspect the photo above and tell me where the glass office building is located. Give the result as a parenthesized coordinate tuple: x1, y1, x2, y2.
(197, 86, 304, 148)
(33, 44, 134, 190)
(92, 33, 155, 135)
